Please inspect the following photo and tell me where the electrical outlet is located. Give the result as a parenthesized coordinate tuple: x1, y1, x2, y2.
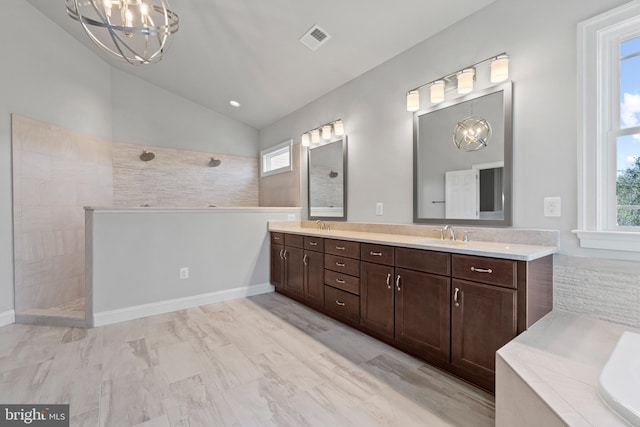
(179, 267, 189, 279)
(376, 203, 384, 216)
(544, 197, 561, 217)
(287, 214, 296, 220)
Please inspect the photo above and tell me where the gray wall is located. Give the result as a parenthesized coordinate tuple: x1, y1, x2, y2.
(258, 0, 634, 262)
(0, 2, 259, 317)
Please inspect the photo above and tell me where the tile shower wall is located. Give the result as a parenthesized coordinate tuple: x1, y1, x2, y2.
(112, 142, 258, 207)
(12, 115, 113, 314)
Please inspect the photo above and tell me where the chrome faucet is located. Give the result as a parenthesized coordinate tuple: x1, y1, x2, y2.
(441, 224, 456, 241)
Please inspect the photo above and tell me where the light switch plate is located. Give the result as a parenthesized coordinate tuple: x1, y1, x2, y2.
(376, 203, 383, 216)
(544, 197, 561, 217)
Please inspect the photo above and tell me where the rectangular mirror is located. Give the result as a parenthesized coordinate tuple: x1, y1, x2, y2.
(308, 138, 347, 221)
(414, 82, 512, 226)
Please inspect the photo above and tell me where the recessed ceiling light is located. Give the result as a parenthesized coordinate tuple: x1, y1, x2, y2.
(229, 100, 241, 108)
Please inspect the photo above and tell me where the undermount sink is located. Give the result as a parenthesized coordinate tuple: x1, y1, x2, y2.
(412, 239, 468, 246)
(597, 331, 640, 426)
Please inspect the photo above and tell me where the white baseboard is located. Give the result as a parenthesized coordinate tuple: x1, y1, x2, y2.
(0, 310, 16, 328)
(93, 283, 275, 327)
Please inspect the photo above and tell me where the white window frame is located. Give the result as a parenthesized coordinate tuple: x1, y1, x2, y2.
(575, 0, 640, 252)
(260, 139, 293, 178)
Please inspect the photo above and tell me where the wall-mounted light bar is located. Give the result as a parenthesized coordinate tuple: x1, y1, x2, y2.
(406, 53, 509, 112)
(301, 119, 344, 147)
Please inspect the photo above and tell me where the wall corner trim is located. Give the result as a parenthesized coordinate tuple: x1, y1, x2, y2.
(93, 283, 275, 327)
(0, 310, 16, 328)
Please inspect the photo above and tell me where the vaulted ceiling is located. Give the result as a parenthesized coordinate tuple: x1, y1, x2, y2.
(26, 0, 495, 129)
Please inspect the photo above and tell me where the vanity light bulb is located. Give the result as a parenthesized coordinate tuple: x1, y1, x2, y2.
(457, 68, 475, 94)
(430, 81, 445, 104)
(311, 129, 320, 143)
(490, 55, 509, 83)
(334, 120, 344, 136)
(407, 90, 420, 112)
(301, 133, 310, 147)
(322, 125, 332, 140)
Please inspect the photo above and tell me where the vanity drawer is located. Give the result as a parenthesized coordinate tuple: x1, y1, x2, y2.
(271, 232, 284, 245)
(325, 239, 360, 259)
(396, 247, 450, 276)
(361, 243, 395, 266)
(324, 285, 360, 323)
(324, 269, 360, 295)
(304, 236, 324, 252)
(284, 233, 304, 249)
(324, 254, 360, 277)
(452, 254, 517, 289)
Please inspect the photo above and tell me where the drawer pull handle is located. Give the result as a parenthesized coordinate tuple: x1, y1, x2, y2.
(336, 262, 346, 267)
(336, 246, 346, 250)
(335, 300, 346, 307)
(471, 267, 493, 274)
(386, 273, 392, 289)
(336, 278, 346, 284)
(274, 236, 280, 240)
(370, 251, 383, 256)
(454, 288, 461, 307)
(309, 242, 318, 246)
(395, 275, 402, 291)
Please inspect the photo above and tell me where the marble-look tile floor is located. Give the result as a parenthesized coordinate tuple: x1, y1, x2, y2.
(21, 298, 86, 320)
(0, 293, 494, 426)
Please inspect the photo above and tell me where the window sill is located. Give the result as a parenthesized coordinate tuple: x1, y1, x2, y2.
(573, 230, 640, 252)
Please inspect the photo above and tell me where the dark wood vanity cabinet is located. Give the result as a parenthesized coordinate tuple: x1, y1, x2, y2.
(270, 232, 552, 393)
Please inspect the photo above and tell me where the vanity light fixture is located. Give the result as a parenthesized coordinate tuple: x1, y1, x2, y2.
(430, 80, 445, 104)
(301, 119, 345, 147)
(66, 0, 180, 65)
(490, 54, 510, 83)
(311, 129, 320, 143)
(406, 52, 509, 111)
(406, 90, 420, 112)
(322, 124, 332, 140)
(457, 68, 475, 94)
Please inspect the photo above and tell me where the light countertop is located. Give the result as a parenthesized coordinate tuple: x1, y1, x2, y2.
(497, 311, 639, 426)
(268, 221, 557, 261)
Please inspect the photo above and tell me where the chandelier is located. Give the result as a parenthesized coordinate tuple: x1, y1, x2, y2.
(66, 0, 179, 65)
(452, 117, 492, 152)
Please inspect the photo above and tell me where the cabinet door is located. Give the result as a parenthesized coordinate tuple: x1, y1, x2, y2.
(395, 268, 450, 364)
(451, 279, 517, 379)
(360, 262, 395, 340)
(284, 246, 304, 299)
(270, 243, 284, 288)
(303, 250, 324, 307)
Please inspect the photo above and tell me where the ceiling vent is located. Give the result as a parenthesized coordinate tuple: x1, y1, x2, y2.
(299, 25, 331, 51)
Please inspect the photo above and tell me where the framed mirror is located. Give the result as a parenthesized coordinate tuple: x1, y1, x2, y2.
(308, 138, 347, 221)
(414, 82, 512, 226)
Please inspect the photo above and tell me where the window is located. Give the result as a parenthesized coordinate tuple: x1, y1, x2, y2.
(260, 139, 293, 177)
(576, 2, 640, 251)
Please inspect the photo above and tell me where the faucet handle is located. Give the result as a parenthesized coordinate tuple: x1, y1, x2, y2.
(463, 229, 472, 242)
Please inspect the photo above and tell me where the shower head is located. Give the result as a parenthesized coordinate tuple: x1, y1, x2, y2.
(140, 150, 155, 161)
(329, 170, 338, 178)
(209, 158, 221, 167)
